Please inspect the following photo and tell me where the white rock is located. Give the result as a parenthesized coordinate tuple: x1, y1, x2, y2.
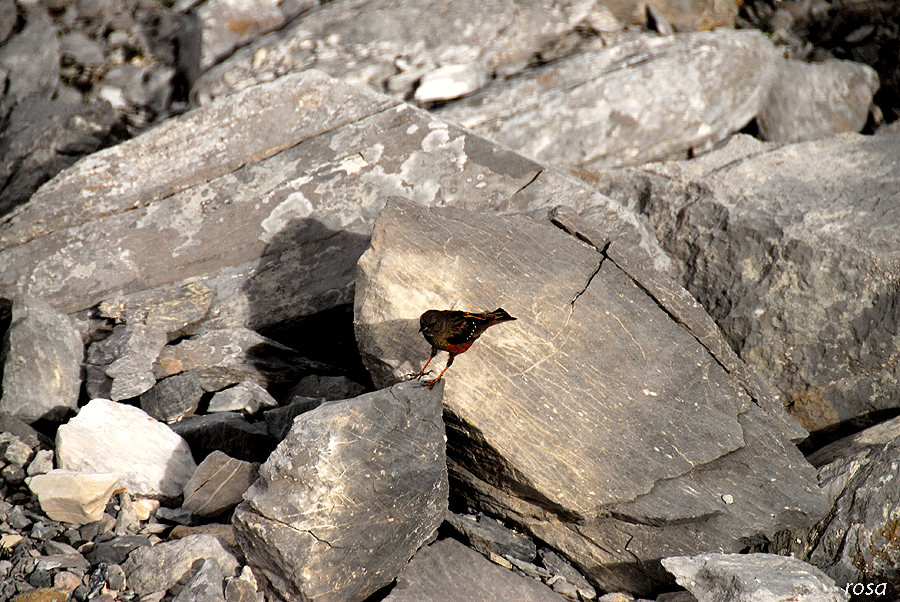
(207, 381, 278, 413)
(414, 63, 487, 103)
(27, 470, 120, 525)
(56, 398, 197, 499)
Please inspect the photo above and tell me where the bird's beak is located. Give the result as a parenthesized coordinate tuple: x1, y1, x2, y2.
(418, 324, 424, 332)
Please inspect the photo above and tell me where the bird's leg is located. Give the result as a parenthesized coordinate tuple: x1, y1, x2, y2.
(423, 354, 455, 387)
(408, 347, 437, 380)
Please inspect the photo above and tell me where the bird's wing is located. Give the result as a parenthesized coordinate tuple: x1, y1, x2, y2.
(446, 311, 478, 344)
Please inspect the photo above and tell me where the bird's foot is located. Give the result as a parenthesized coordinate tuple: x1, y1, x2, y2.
(421, 376, 442, 387)
(406, 369, 432, 381)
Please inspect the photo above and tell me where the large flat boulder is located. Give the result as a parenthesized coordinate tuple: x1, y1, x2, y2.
(0, 68, 669, 338)
(355, 199, 827, 593)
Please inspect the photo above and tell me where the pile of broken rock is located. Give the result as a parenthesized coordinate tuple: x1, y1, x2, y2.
(2, 1, 900, 601)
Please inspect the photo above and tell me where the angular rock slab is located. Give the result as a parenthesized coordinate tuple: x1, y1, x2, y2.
(27, 470, 120, 525)
(56, 398, 197, 500)
(662, 553, 848, 602)
(355, 200, 826, 593)
(193, 0, 621, 103)
(437, 30, 777, 170)
(0, 295, 82, 423)
(772, 425, 900, 596)
(384, 538, 568, 602)
(122, 533, 240, 596)
(233, 380, 447, 602)
(0, 69, 558, 332)
(618, 133, 900, 433)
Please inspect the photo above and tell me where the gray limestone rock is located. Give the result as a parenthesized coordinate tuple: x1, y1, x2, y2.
(606, 132, 900, 434)
(182, 451, 258, 518)
(0, 98, 126, 217)
(770, 421, 900, 597)
(263, 395, 325, 440)
(0, 295, 82, 423)
(0, 69, 667, 339)
(0, 7, 59, 121)
(758, 58, 879, 143)
(207, 381, 278, 414)
(355, 199, 826, 594)
(97, 281, 213, 337)
(436, 30, 778, 170)
(122, 533, 239, 596)
(153, 328, 326, 391)
(233, 380, 447, 602)
(661, 553, 848, 602)
(172, 557, 226, 602)
(85, 323, 167, 401)
(139, 370, 205, 423)
(445, 512, 536, 563)
(192, 0, 621, 104)
(383, 538, 568, 602)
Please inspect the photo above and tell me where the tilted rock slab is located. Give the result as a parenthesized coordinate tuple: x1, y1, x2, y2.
(601, 133, 900, 435)
(384, 538, 568, 602)
(122, 533, 240, 596)
(436, 30, 778, 170)
(355, 200, 827, 593)
(0, 295, 82, 423)
(233, 381, 448, 602)
(663, 553, 849, 602)
(0, 68, 668, 336)
(771, 418, 900, 595)
(193, 0, 621, 104)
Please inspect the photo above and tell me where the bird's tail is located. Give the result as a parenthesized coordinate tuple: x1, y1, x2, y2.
(488, 308, 516, 322)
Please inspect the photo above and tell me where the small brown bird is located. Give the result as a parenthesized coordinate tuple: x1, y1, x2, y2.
(410, 308, 516, 386)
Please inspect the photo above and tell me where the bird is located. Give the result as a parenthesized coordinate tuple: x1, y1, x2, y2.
(409, 308, 516, 386)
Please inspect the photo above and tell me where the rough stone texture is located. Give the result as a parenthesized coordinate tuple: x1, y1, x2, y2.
(26, 470, 120, 525)
(355, 200, 826, 594)
(436, 30, 778, 170)
(662, 553, 849, 602)
(770, 421, 900, 598)
(0, 295, 82, 423)
(233, 381, 447, 602)
(152, 328, 325, 391)
(263, 396, 325, 440)
(97, 281, 213, 337)
(172, 557, 226, 602)
(757, 58, 880, 143)
(383, 538, 568, 602)
(122, 533, 240, 596)
(445, 512, 536, 563)
(194, 0, 306, 70)
(208, 381, 278, 414)
(0, 98, 126, 217)
(55, 399, 197, 500)
(182, 451, 259, 518)
(85, 323, 166, 401)
(193, 0, 625, 104)
(0, 69, 670, 338)
(601, 133, 900, 434)
(0, 70, 395, 317)
(85, 323, 167, 401)
(139, 370, 205, 423)
(806, 414, 900, 468)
